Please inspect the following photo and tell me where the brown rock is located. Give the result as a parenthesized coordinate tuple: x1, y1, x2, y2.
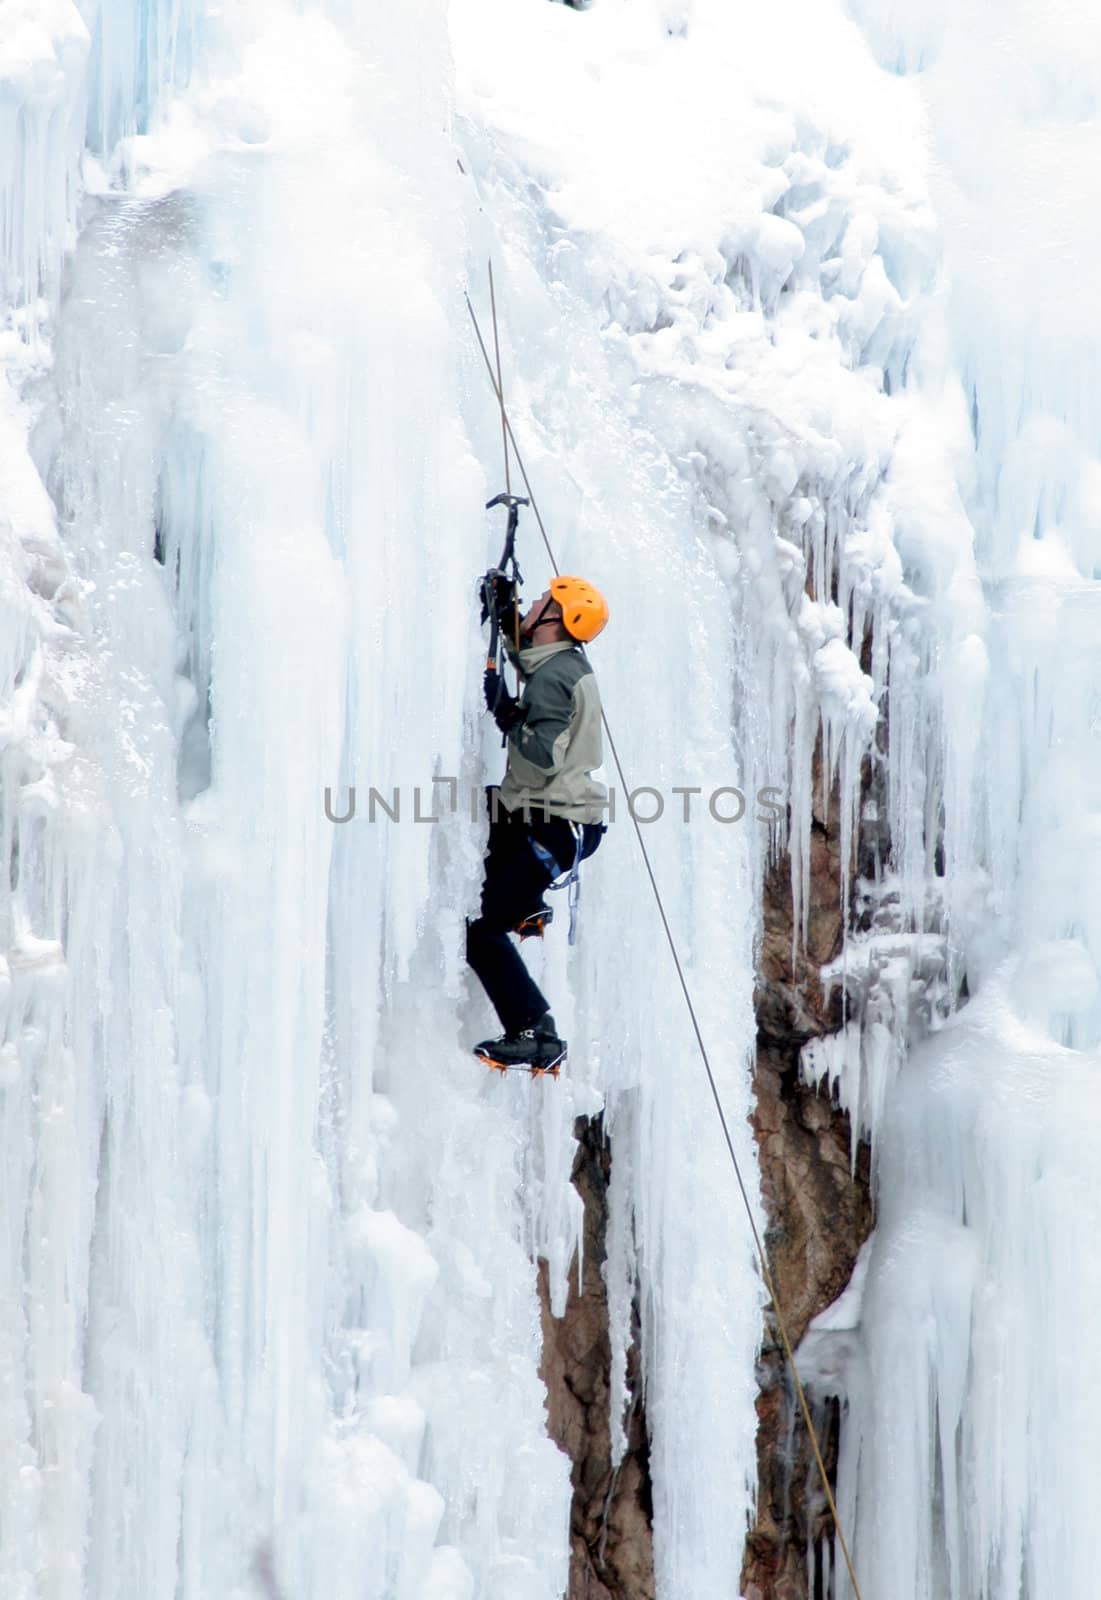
(743, 746, 875, 1599)
(539, 1116, 656, 1600)
(539, 738, 877, 1600)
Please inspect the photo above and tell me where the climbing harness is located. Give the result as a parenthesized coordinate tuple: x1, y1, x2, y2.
(465, 263, 866, 1600)
(530, 823, 585, 945)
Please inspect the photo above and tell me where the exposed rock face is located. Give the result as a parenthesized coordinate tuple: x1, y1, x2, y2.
(541, 773, 874, 1599)
(743, 797, 874, 1598)
(538, 1116, 655, 1600)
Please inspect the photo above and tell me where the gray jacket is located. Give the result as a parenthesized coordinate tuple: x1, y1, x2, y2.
(498, 639, 607, 823)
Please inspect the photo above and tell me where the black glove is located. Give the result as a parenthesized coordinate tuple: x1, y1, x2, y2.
(484, 667, 523, 734)
(479, 569, 517, 626)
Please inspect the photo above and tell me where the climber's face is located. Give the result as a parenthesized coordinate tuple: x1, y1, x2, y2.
(521, 590, 563, 642)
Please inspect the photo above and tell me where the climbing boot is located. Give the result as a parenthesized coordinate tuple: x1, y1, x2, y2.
(514, 904, 554, 940)
(474, 1012, 567, 1076)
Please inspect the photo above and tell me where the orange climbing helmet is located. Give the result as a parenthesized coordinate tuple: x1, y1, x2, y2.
(550, 575, 609, 642)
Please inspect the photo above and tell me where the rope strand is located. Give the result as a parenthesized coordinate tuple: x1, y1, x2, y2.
(486, 261, 520, 658)
(466, 279, 864, 1600)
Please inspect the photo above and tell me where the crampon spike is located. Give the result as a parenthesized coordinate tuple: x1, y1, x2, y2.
(476, 1051, 564, 1078)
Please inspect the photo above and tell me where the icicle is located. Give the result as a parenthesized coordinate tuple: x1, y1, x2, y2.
(0, 3, 90, 323)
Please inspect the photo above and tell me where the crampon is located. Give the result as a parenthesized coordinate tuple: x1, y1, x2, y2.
(473, 1013, 566, 1077)
(513, 905, 554, 940)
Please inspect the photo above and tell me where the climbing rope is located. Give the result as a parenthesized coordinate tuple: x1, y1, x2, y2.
(488, 260, 522, 659)
(465, 269, 865, 1600)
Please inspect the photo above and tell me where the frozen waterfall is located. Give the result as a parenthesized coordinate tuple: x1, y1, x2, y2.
(1, 1, 1099, 1598)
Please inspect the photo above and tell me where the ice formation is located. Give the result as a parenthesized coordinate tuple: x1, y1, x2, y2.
(796, 7, 1101, 1598)
(1, 0, 1099, 1596)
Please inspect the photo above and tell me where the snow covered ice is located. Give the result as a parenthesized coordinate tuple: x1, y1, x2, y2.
(2, 0, 1101, 1596)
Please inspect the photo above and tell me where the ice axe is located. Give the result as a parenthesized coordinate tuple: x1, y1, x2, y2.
(480, 491, 528, 709)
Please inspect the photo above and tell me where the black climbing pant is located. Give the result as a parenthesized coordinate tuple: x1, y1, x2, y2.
(466, 791, 603, 1035)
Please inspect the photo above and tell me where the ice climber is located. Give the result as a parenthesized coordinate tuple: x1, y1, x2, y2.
(468, 575, 609, 1073)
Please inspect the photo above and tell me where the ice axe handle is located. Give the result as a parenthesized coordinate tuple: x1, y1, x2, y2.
(485, 492, 529, 574)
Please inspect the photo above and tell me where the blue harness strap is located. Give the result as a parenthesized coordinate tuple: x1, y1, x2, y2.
(530, 823, 585, 945)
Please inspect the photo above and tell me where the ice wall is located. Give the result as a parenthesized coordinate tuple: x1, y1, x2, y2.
(800, 6, 1101, 1598)
(2, 1, 766, 1596)
(2, 2, 573, 1595)
(5, 0, 1091, 1596)
(455, 4, 1101, 1598)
